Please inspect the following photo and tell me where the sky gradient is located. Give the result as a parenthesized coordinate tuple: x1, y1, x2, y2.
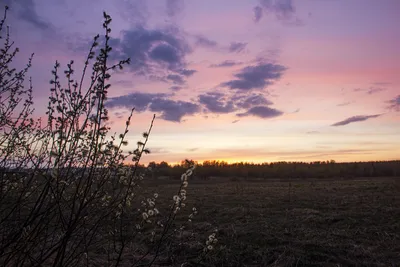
(3, 0, 400, 164)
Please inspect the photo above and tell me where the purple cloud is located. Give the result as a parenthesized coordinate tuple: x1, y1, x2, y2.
(367, 87, 386, 95)
(178, 69, 197, 76)
(85, 25, 192, 75)
(254, 0, 302, 25)
(194, 35, 218, 48)
(209, 60, 243, 68)
(234, 94, 273, 108)
(353, 86, 387, 95)
(161, 69, 196, 86)
(253, 6, 263, 22)
(237, 106, 283, 118)
(331, 114, 382, 126)
(169, 86, 183, 91)
(149, 98, 200, 122)
(221, 62, 287, 90)
(198, 92, 236, 113)
(259, 0, 295, 20)
(105, 92, 199, 122)
(166, 74, 185, 85)
(149, 44, 180, 63)
(166, 0, 184, 17)
(106, 92, 166, 112)
(388, 95, 400, 111)
(6, 0, 53, 31)
(229, 42, 247, 53)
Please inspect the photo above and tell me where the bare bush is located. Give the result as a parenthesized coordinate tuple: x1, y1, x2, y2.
(0, 7, 212, 266)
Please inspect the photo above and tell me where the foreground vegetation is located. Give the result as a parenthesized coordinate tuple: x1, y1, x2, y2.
(148, 176, 399, 266)
(0, 7, 213, 266)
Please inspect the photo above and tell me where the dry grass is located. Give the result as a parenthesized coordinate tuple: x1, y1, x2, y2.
(145, 177, 400, 266)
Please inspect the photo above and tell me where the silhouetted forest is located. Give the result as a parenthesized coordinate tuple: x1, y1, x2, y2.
(145, 160, 400, 180)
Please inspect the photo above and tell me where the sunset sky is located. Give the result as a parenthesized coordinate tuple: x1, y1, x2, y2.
(3, 0, 400, 164)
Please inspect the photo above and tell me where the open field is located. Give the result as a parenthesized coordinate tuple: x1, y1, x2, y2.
(146, 177, 400, 266)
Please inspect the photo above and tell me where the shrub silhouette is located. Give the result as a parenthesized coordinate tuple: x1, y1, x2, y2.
(0, 7, 214, 266)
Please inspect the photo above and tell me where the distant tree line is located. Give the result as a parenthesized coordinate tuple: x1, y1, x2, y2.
(145, 160, 400, 180)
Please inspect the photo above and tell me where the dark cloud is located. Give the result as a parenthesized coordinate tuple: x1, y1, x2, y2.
(237, 106, 283, 118)
(178, 69, 197, 77)
(198, 92, 236, 113)
(96, 25, 192, 75)
(254, 0, 302, 25)
(331, 114, 381, 126)
(149, 69, 196, 86)
(234, 93, 273, 109)
(196, 91, 278, 118)
(117, 0, 149, 25)
(259, 0, 295, 20)
(194, 35, 218, 48)
(306, 131, 320, 134)
(146, 70, 195, 89)
(19, 1, 52, 30)
(232, 119, 240, 124)
(149, 98, 200, 122)
(229, 42, 247, 53)
(221, 62, 287, 90)
(4, 0, 52, 31)
(149, 44, 179, 62)
(162, 69, 196, 86)
(388, 95, 400, 111)
(253, 6, 263, 22)
(106, 92, 199, 122)
(169, 86, 183, 91)
(166, 74, 185, 85)
(209, 60, 243, 68)
(166, 0, 184, 17)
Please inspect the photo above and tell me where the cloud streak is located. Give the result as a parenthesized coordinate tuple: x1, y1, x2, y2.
(209, 60, 243, 68)
(331, 114, 382, 126)
(336, 101, 353, 107)
(237, 106, 283, 119)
